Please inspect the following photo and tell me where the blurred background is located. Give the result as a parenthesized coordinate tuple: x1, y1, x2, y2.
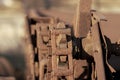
(0, 0, 120, 79)
(24, 0, 120, 13)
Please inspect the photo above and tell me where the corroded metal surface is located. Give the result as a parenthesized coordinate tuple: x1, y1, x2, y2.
(27, 0, 120, 80)
(29, 16, 74, 80)
(73, 0, 92, 38)
(51, 22, 73, 80)
(0, 0, 120, 80)
(91, 18, 106, 80)
(29, 17, 55, 80)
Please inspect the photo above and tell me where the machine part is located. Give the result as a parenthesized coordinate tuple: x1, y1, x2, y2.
(29, 16, 57, 80)
(29, 14, 75, 80)
(73, 0, 92, 38)
(36, 23, 52, 80)
(90, 11, 116, 80)
(28, 0, 120, 80)
(91, 20, 106, 80)
(51, 22, 73, 80)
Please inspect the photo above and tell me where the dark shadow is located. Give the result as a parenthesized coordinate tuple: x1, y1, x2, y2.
(105, 36, 120, 57)
(72, 37, 94, 80)
(113, 70, 120, 80)
(75, 66, 89, 80)
(72, 37, 94, 62)
(104, 36, 120, 80)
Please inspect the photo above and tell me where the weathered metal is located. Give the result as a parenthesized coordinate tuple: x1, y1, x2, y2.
(73, 0, 92, 38)
(51, 23, 73, 80)
(0, 0, 120, 80)
(91, 16, 106, 80)
(27, 0, 117, 80)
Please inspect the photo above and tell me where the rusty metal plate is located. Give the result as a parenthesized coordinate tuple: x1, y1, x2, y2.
(73, 0, 92, 38)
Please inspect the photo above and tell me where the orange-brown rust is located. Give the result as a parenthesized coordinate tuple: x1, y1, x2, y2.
(51, 23, 74, 80)
(73, 0, 92, 38)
